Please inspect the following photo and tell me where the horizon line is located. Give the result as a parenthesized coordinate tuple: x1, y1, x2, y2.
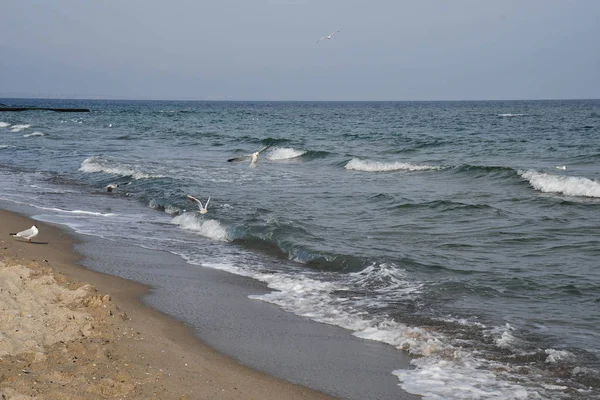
(1, 95, 599, 103)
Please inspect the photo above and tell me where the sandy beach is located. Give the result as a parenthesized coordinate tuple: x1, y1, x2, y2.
(0, 209, 337, 400)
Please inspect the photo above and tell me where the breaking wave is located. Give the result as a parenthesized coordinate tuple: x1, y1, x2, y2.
(266, 147, 306, 160)
(171, 213, 229, 241)
(79, 156, 165, 180)
(519, 170, 600, 198)
(345, 158, 442, 172)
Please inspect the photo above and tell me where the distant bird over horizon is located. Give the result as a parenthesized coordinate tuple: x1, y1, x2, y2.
(317, 30, 341, 43)
(10, 225, 39, 243)
(228, 144, 273, 168)
(187, 195, 210, 214)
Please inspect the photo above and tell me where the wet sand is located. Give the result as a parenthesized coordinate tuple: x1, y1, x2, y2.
(0, 209, 337, 399)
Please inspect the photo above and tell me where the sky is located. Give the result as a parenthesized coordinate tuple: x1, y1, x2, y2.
(1, 0, 599, 101)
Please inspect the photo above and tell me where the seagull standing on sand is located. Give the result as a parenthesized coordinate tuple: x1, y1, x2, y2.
(10, 225, 39, 243)
(317, 30, 341, 43)
(227, 144, 273, 168)
(187, 195, 210, 214)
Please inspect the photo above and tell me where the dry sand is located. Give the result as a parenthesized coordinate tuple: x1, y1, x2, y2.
(0, 209, 336, 400)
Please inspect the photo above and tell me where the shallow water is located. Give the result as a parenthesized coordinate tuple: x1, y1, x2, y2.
(1, 99, 599, 399)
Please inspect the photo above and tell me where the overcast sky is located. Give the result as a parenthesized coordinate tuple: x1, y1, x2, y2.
(1, 0, 599, 101)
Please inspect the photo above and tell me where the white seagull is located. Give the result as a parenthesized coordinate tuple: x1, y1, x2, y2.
(228, 144, 273, 168)
(317, 30, 341, 43)
(187, 195, 210, 214)
(10, 225, 39, 243)
(555, 165, 567, 170)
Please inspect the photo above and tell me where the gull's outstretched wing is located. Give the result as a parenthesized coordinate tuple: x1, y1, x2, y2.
(204, 197, 211, 209)
(228, 154, 252, 162)
(257, 144, 273, 154)
(186, 194, 204, 209)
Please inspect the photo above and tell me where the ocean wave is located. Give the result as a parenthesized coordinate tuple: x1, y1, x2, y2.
(79, 156, 165, 180)
(171, 213, 229, 241)
(519, 170, 600, 198)
(238, 260, 553, 398)
(0, 122, 10, 128)
(10, 124, 31, 132)
(23, 131, 45, 138)
(266, 147, 306, 160)
(498, 113, 525, 117)
(345, 158, 442, 172)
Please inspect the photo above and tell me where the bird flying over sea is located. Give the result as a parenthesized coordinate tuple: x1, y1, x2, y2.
(187, 195, 210, 214)
(227, 144, 273, 168)
(317, 30, 341, 43)
(10, 225, 39, 243)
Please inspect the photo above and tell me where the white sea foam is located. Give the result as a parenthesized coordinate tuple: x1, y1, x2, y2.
(79, 156, 165, 180)
(519, 169, 600, 198)
(171, 213, 229, 241)
(0, 145, 13, 149)
(23, 131, 45, 138)
(494, 324, 517, 349)
(395, 351, 535, 400)
(0, 122, 10, 128)
(38, 206, 116, 217)
(266, 147, 306, 160)
(545, 349, 575, 363)
(498, 113, 525, 117)
(10, 124, 31, 132)
(193, 257, 555, 399)
(345, 158, 441, 172)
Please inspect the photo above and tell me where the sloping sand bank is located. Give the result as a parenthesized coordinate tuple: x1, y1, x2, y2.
(0, 209, 335, 399)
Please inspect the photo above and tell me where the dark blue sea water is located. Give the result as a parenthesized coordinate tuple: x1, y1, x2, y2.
(1, 99, 600, 399)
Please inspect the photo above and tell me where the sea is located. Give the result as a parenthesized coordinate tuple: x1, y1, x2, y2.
(1, 98, 599, 399)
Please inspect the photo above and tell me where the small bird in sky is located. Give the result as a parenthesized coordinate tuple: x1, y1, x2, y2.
(317, 30, 341, 43)
(228, 144, 273, 168)
(187, 195, 210, 214)
(10, 225, 39, 243)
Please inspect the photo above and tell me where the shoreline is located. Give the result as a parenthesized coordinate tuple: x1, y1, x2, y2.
(0, 209, 338, 399)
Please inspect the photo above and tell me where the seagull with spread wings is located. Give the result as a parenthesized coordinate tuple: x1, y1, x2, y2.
(187, 195, 210, 214)
(227, 144, 273, 168)
(317, 30, 341, 43)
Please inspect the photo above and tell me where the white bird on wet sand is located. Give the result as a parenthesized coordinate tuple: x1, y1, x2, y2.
(10, 225, 39, 243)
(187, 195, 210, 214)
(227, 144, 273, 168)
(317, 30, 341, 43)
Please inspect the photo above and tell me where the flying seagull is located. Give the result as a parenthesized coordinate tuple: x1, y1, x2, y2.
(228, 144, 273, 168)
(317, 30, 341, 43)
(555, 165, 567, 170)
(10, 225, 39, 243)
(187, 195, 210, 214)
